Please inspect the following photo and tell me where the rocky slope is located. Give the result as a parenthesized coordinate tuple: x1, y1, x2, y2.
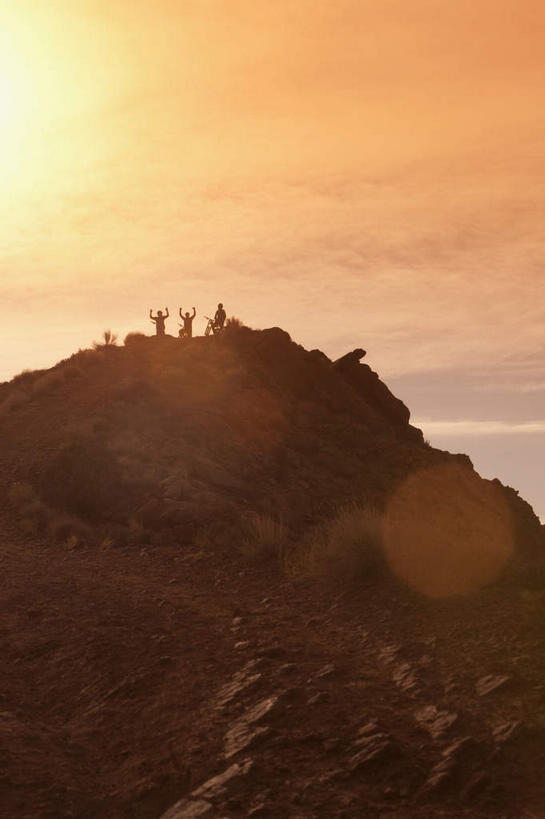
(0, 327, 542, 565)
(3, 510, 545, 818)
(1, 326, 544, 817)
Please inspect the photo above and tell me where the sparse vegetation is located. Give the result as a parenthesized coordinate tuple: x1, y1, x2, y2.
(241, 513, 288, 561)
(299, 504, 383, 584)
(93, 329, 118, 349)
(72, 348, 105, 368)
(48, 512, 91, 544)
(0, 365, 83, 415)
(10, 368, 40, 387)
(124, 331, 147, 347)
(7, 481, 90, 542)
(225, 316, 245, 330)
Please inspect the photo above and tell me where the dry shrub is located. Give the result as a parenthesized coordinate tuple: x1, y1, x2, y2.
(1, 367, 80, 411)
(10, 369, 38, 387)
(7, 481, 93, 545)
(73, 349, 104, 368)
(48, 513, 90, 545)
(225, 317, 244, 329)
(300, 504, 383, 584)
(93, 329, 118, 349)
(124, 332, 148, 347)
(241, 513, 288, 561)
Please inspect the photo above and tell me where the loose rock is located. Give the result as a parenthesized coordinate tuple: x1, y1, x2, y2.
(414, 705, 458, 739)
(349, 727, 397, 772)
(313, 663, 336, 681)
(425, 737, 484, 794)
(193, 758, 254, 800)
(476, 674, 511, 697)
(161, 798, 212, 818)
(392, 662, 420, 695)
(493, 720, 522, 745)
(224, 695, 280, 758)
(215, 661, 262, 710)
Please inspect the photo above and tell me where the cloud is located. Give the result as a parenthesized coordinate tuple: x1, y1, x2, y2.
(1, 0, 544, 386)
(415, 419, 545, 437)
(1, 156, 544, 385)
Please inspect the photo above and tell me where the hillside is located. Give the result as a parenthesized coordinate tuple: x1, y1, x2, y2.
(1, 326, 545, 818)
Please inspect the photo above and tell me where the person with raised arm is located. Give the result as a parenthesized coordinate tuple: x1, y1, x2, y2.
(178, 306, 197, 338)
(149, 307, 169, 336)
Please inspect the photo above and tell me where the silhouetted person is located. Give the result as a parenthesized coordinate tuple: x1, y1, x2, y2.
(214, 303, 226, 331)
(179, 306, 196, 338)
(149, 307, 169, 336)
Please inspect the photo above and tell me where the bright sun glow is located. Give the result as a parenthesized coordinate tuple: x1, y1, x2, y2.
(0, 33, 34, 133)
(0, 29, 37, 188)
(0, 10, 134, 195)
(0, 72, 17, 129)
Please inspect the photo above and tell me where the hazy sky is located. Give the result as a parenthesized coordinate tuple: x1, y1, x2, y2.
(1, 1, 544, 516)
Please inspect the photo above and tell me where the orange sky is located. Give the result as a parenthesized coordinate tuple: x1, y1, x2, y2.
(1, 0, 544, 514)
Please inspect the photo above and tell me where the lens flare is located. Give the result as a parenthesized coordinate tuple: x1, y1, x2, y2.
(382, 463, 514, 598)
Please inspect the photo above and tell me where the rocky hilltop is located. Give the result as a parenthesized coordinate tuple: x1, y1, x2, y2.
(1, 326, 544, 817)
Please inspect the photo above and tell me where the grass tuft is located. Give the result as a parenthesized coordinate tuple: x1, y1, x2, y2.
(93, 329, 118, 349)
(241, 513, 288, 561)
(300, 504, 383, 584)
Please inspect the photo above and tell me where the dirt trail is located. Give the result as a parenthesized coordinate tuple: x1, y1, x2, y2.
(2, 517, 545, 818)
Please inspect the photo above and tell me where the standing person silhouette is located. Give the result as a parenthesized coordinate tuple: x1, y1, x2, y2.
(149, 307, 169, 336)
(179, 306, 197, 338)
(214, 303, 226, 331)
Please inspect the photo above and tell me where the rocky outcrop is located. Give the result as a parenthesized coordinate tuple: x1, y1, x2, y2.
(332, 348, 417, 434)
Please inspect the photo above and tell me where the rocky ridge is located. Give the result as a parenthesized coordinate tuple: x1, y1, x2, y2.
(1, 326, 544, 817)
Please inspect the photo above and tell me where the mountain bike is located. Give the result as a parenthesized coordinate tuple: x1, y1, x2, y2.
(204, 316, 223, 336)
